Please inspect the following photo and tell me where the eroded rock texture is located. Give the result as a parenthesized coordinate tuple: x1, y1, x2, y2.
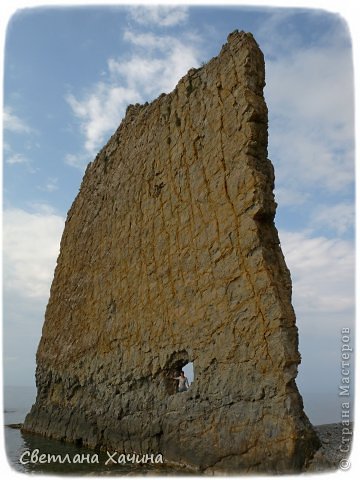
(24, 31, 320, 472)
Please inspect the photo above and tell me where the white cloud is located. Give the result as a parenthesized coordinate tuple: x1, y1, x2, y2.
(256, 10, 302, 58)
(4, 107, 40, 171)
(122, 30, 165, 49)
(3, 106, 33, 134)
(274, 187, 310, 207)
(3, 207, 64, 299)
(111, 30, 200, 95)
(37, 178, 59, 193)
(6, 153, 29, 165)
(3, 287, 48, 386)
(261, 15, 354, 200)
(44, 178, 59, 193)
(128, 5, 188, 27)
(66, 84, 140, 155)
(66, 29, 201, 163)
(27, 203, 58, 215)
(4, 150, 38, 173)
(267, 46, 353, 140)
(280, 227, 355, 399)
(65, 152, 92, 170)
(310, 202, 354, 235)
(280, 230, 354, 318)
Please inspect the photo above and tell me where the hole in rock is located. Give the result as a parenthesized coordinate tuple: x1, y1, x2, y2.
(182, 362, 194, 386)
(163, 352, 194, 395)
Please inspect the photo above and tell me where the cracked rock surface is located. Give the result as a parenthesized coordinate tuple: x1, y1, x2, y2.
(23, 31, 320, 473)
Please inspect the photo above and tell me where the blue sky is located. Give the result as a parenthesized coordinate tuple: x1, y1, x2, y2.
(3, 4, 355, 424)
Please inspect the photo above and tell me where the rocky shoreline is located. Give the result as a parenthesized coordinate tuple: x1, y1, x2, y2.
(307, 423, 353, 472)
(11, 421, 353, 474)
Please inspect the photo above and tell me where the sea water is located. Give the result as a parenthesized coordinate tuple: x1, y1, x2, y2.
(3, 386, 177, 475)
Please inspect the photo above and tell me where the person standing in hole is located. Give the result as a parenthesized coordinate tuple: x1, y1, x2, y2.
(173, 370, 190, 392)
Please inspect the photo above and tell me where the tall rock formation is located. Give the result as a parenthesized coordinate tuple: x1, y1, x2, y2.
(24, 31, 320, 472)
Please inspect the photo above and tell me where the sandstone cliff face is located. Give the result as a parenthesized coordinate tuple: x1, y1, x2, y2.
(24, 31, 320, 472)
